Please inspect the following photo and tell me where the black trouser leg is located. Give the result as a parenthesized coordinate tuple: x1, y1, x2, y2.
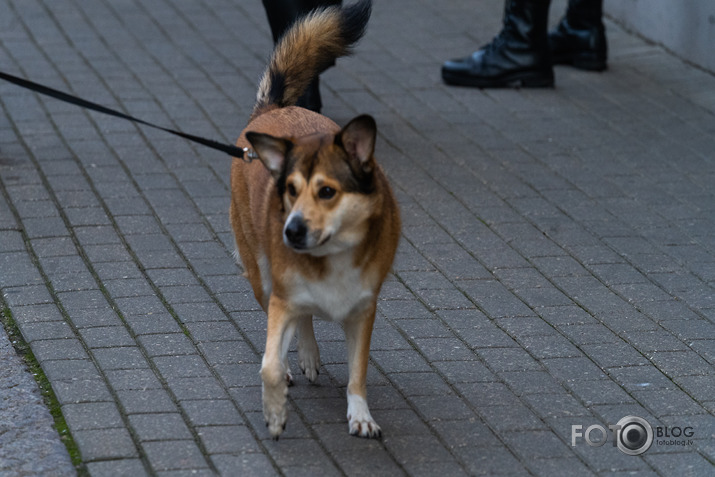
(262, 0, 342, 111)
(548, 0, 607, 71)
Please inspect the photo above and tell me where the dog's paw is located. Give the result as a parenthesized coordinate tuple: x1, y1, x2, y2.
(298, 339, 320, 383)
(347, 393, 381, 438)
(349, 415, 382, 438)
(262, 382, 288, 438)
(265, 409, 288, 439)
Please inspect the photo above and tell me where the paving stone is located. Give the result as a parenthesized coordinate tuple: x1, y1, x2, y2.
(72, 428, 138, 461)
(180, 399, 243, 427)
(117, 389, 178, 415)
(196, 425, 261, 455)
(128, 413, 193, 442)
(141, 440, 210, 472)
(85, 459, 149, 477)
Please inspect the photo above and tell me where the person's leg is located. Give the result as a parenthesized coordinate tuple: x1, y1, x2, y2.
(549, 0, 607, 71)
(263, 0, 342, 41)
(441, 0, 553, 88)
(262, 0, 342, 111)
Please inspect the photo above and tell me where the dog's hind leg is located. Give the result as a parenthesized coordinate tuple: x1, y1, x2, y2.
(297, 315, 320, 382)
(343, 302, 381, 438)
(261, 296, 298, 438)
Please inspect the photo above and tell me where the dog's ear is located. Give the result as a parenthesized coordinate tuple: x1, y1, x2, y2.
(336, 115, 376, 174)
(246, 131, 292, 179)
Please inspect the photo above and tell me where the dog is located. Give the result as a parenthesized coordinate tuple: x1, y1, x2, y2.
(230, 0, 400, 439)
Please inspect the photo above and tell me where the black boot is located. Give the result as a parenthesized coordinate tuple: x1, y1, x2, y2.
(441, 0, 553, 88)
(262, 0, 341, 112)
(548, 0, 607, 71)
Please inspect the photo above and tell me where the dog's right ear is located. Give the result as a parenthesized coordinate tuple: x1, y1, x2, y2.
(245, 131, 292, 179)
(336, 114, 377, 175)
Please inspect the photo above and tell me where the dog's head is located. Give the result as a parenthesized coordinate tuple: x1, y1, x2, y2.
(246, 115, 381, 256)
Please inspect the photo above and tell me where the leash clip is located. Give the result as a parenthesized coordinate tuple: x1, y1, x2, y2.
(242, 147, 258, 163)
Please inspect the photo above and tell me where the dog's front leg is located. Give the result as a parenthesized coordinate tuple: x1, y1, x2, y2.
(344, 302, 381, 438)
(261, 295, 297, 439)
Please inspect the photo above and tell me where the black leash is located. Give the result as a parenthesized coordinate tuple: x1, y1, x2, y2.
(0, 71, 254, 161)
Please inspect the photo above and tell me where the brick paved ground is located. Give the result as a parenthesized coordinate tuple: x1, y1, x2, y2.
(1, 0, 714, 475)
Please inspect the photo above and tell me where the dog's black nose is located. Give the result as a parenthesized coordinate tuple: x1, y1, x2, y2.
(284, 215, 308, 248)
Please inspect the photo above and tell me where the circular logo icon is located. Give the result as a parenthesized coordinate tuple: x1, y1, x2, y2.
(616, 416, 653, 455)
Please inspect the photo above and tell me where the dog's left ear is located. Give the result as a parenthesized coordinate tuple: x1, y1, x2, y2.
(246, 131, 292, 179)
(337, 115, 376, 174)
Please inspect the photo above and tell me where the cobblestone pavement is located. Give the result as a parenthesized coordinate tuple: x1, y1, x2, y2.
(1, 0, 714, 475)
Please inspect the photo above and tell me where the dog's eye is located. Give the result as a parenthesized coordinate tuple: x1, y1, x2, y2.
(318, 186, 336, 200)
(287, 183, 297, 197)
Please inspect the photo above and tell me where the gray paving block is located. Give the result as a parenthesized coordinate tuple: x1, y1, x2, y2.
(72, 428, 138, 461)
(643, 452, 715, 477)
(152, 354, 213, 379)
(18, 321, 75, 342)
(211, 453, 277, 477)
(169, 377, 230, 401)
(388, 372, 452, 397)
(516, 334, 582, 359)
(141, 440, 210, 472)
(371, 349, 432, 374)
(432, 360, 498, 384)
(92, 346, 148, 370)
(502, 429, 573, 460)
(383, 434, 455, 466)
(128, 413, 193, 442)
(138, 333, 197, 357)
(413, 337, 478, 362)
(196, 425, 260, 455)
(85, 459, 149, 477)
(104, 368, 163, 391)
(476, 347, 542, 373)
(581, 342, 650, 369)
(124, 313, 183, 336)
(499, 370, 566, 396)
(63, 402, 124, 432)
(31, 338, 88, 361)
(180, 399, 243, 427)
(263, 438, 335, 468)
(454, 445, 526, 476)
(542, 357, 607, 383)
(525, 456, 596, 477)
(116, 389, 178, 415)
(648, 350, 714, 377)
(3, 285, 53, 308)
(79, 326, 135, 348)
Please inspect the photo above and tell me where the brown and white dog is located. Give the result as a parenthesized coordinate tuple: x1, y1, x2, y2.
(230, 0, 400, 439)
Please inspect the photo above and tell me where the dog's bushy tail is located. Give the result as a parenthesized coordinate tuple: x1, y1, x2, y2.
(253, 0, 371, 117)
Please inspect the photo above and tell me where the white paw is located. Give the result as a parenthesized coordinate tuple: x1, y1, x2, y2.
(262, 382, 288, 439)
(347, 393, 381, 438)
(298, 341, 320, 382)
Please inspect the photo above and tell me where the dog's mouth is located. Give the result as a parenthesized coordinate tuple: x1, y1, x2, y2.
(285, 232, 332, 253)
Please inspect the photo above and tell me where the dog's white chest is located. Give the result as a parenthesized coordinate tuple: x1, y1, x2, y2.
(291, 258, 374, 322)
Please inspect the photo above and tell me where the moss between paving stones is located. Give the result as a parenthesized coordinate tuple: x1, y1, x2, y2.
(0, 306, 87, 476)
